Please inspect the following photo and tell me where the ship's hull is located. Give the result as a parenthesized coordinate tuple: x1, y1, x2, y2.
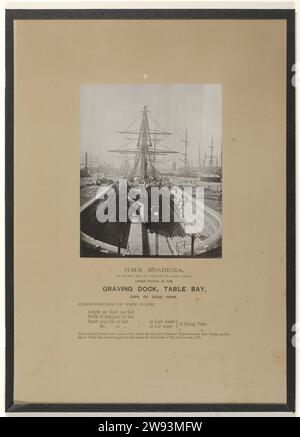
(200, 174, 221, 183)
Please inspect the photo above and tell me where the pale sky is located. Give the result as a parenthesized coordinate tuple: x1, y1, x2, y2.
(80, 84, 222, 170)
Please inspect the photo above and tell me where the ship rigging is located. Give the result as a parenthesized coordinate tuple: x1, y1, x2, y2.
(107, 105, 179, 182)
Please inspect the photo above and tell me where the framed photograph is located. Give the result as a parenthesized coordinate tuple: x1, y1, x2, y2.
(6, 8, 295, 412)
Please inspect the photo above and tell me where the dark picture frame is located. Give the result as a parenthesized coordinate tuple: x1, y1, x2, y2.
(5, 8, 295, 412)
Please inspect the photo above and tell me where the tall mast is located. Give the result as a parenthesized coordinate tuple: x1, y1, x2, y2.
(107, 106, 179, 180)
(138, 105, 151, 182)
(209, 137, 214, 168)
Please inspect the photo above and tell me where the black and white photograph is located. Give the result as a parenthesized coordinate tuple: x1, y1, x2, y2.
(4, 5, 296, 418)
(80, 84, 222, 257)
